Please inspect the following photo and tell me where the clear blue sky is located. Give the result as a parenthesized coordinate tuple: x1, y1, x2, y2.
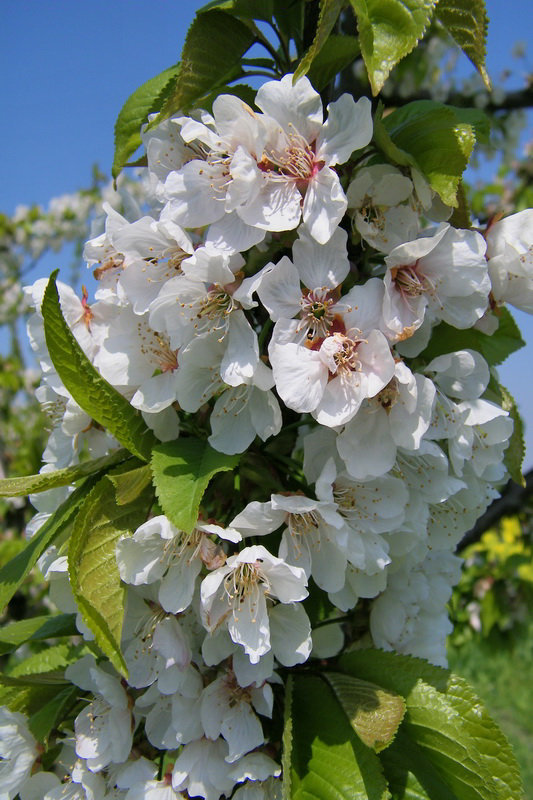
(1, 0, 532, 468)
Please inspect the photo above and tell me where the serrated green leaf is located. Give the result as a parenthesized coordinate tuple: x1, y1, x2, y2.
(108, 464, 153, 506)
(0, 672, 68, 688)
(0, 679, 66, 717)
(198, 0, 274, 20)
(68, 476, 153, 676)
(380, 729, 457, 799)
(294, 0, 345, 82)
(112, 63, 181, 179)
(339, 649, 524, 800)
(273, 0, 305, 40)
(0, 476, 99, 613)
(151, 439, 239, 534)
(29, 685, 79, 743)
(42, 273, 156, 462)
(499, 385, 525, 486)
(436, 0, 490, 90)
(373, 103, 417, 168)
(421, 307, 525, 366)
(324, 671, 406, 752)
(307, 34, 361, 91)
(9, 643, 86, 677)
(282, 674, 294, 800)
(155, 10, 255, 122)
(349, 0, 437, 95)
(0, 613, 77, 655)
(0, 448, 131, 498)
(289, 674, 390, 799)
(380, 101, 490, 205)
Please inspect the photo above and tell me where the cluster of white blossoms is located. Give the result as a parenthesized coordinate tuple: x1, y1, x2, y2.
(6, 74, 532, 800)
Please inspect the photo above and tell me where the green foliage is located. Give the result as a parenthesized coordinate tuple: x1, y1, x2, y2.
(198, 0, 274, 20)
(448, 623, 533, 797)
(68, 475, 153, 676)
(9, 642, 86, 677)
(28, 685, 79, 743)
(500, 386, 526, 487)
(338, 649, 524, 800)
(108, 464, 153, 506)
(0, 672, 69, 718)
(420, 307, 525, 366)
(0, 448, 131, 498)
(112, 63, 181, 179)
(306, 34, 361, 91)
(151, 438, 239, 534)
(375, 101, 489, 206)
(283, 649, 524, 798)
(349, 0, 437, 95)
(324, 672, 406, 752)
(450, 516, 533, 645)
(0, 614, 77, 655)
(436, 0, 490, 89)
(42, 272, 156, 462)
(0, 475, 100, 613)
(286, 673, 390, 799)
(293, 0, 345, 82)
(154, 9, 255, 124)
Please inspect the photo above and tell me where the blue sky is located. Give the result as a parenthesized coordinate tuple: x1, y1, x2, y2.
(1, 0, 532, 467)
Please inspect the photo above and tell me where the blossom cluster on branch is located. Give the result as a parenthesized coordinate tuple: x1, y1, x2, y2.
(2, 68, 532, 800)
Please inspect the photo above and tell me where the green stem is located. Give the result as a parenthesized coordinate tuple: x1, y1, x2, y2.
(258, 318, 273, 352)
(313, 614, 353, 629)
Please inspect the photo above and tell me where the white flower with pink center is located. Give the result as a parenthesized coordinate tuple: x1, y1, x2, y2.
(200, 545, 310, 664)
(382, 223, 491, 342)
(270, 319, 395, 427)
(234, 74, 372, 244)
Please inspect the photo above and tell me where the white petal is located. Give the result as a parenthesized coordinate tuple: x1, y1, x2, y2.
(269, 603, 312, 666)
(303, 168, 347, 244)
(317, 95, 372, 165)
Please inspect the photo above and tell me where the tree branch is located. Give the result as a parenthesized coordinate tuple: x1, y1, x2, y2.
(381, 84, 533, 114)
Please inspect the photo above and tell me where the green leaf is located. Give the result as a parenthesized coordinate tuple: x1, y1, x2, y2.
(0, 448, 131, 497)
(273, 0, 305, 41)
(294, 0, 345, 82)
(324, 671, 406, 752)
(198, 82, 258, 115)
(421, 307, 525, 367)
(108, 464, 153, 506)
(499, 385, 525, 486)
(288, 673, 390, 799)
(151, 439, 239, 534)
(282, 675, 294, 800)
(380, 729, 457, 800)
(112, 63, 181, 179)
(0, 476, 99, 613)
(349, 0, 437, 95)
(307, 35, 361, 91)
(68, 475, 153, 676)
(9, 643, 86, 677)
(380, 101, 489, 205)
(448, 182, 471, 229)
(339, 649, 524, 800)
(29, 685, 78, 743)
(155, 10, 255, 122)
(0, 614, 77, 655)
(42, 272, 156, 462)
(436, 0, 490, 90)
(0, 676, 67, 717)
(198, 0, 274, 20)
